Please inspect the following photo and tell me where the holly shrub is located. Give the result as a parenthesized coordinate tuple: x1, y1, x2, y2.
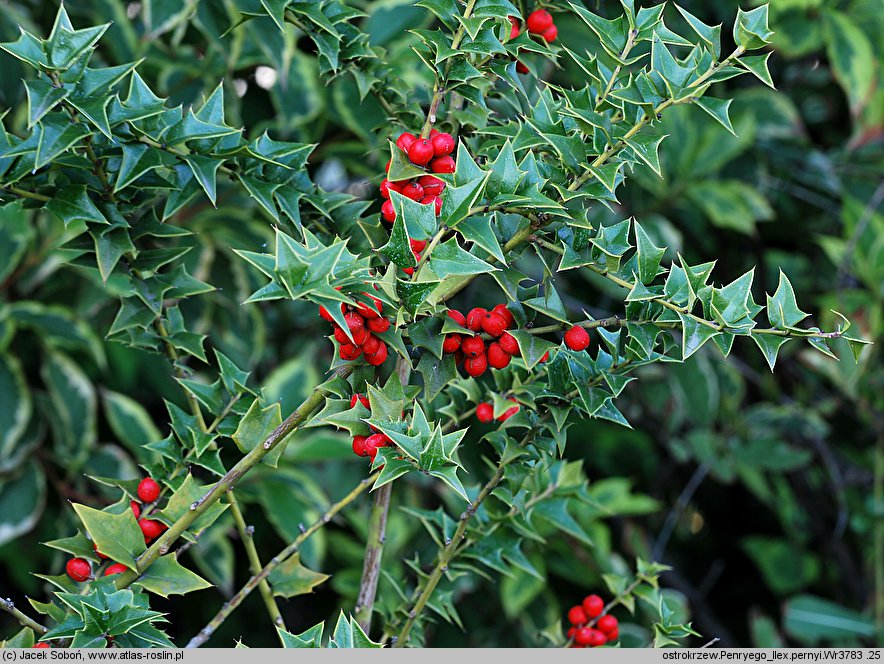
(0, 0, 880, 650)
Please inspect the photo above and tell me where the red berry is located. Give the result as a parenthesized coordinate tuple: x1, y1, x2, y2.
(407, 139, 434, 166)
(396, 132, 417, 151)
(344, 311, 365, 332)
(464, 353, 487, 377)
(137, 477, 160, 503)
(583, 594, 604, 619)
(492, 304, 515, 328)
(380, 179, 399, 199)
(130, 501, 141, 519)
(65, 557, 91, 582)
(597, 614, 618, 634)
(541, 24, 558, 42)
(431, 132, 455, 157)
(367, 317, 390, 334)
(339, 343, 362, 361)
(355, 294, 383, 320)
(94, 543, 107, 560)
(516, 61, 529, 74)
(447, 309, 467, 327)
(461, 335, 485, 358)
(564, 325, 590, 351)
(442, 334, 462, 354)
(466, 307, 487, 332)
(349, 393, 371, 410)
(567, 605, 588, 626)
(526, 9, 553, 33)
(33, 643, 50, 648)
(589, 630, 607, 647)
(402, 266, 414, 276)
(401, 180, 425, 201)
(498, 332, 519, 356)
(539, 350, 550, 363)
(421, 195, 443, 215)
(487, 342, 511, 369)
(352, 326, 370, 346)
(333, 325, 351, 345)
(352, 435, 368, 457)
(605, 627, 619, 642)
(481, 312, 507, 337)
(139, 519, 165, 542)
(418, 175, 445, 196)
(476, 402, 494, 423)
(430, 156, 456, 173)
(508, 16, 520, 40)
(365, 340, 388, 366)
(364, 433, 390, 461)
(362, 334, 381, 356)
(381, 199, 396, 224)
(410, 238, 428, 252)
(104, 563, 127, 577)
(385, 159, 391, 173)
(497, 399, 520, 421)
(319, 305, 334, 322)
(574, 627, 593, 646)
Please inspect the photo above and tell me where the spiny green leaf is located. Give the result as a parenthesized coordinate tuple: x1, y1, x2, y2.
(136, 556, 212, 597)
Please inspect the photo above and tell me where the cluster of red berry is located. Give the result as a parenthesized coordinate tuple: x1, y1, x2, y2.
(347, 393, 392, 462)
(65, 478, 167, 585)
(380, 130, 456, 225)
(476, 398, 520, 423)
(508, 8, 559, 73)
(565, 594, 619, 648)
(319, 294, 391, 366)
(443, 305, 520, 377)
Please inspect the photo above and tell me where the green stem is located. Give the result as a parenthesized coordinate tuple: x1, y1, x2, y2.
(525, 316, 627, 336)
(0, 598, 47, 634)
(569, 45, 746, 193)
(227, 493, 287, 641)
(532, 236, 847, 342)
(0, 186, 52, 202)
(155, 313, 284, 639)
(419, 0, 478, 138)
(113, 366, 352, 591)
(185, 473, 377, 648)
(153, 317, 207, 430)
(392, 424, 542, 647)
(594, 29, 638, 111)
(413, 226, 447, 280)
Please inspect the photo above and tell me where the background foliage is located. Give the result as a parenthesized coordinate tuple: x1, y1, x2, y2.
(0, 0, 881, 648)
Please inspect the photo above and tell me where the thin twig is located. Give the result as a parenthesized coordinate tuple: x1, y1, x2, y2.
(354, 356, 411, 632)
(186, 474, 377, 648)
(392, 423, 544, 647)
(112, 366, 353, 591)
(355, 483, 393, 633)
(1, 598, 47, 634)
(227, 493, 287, 640)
